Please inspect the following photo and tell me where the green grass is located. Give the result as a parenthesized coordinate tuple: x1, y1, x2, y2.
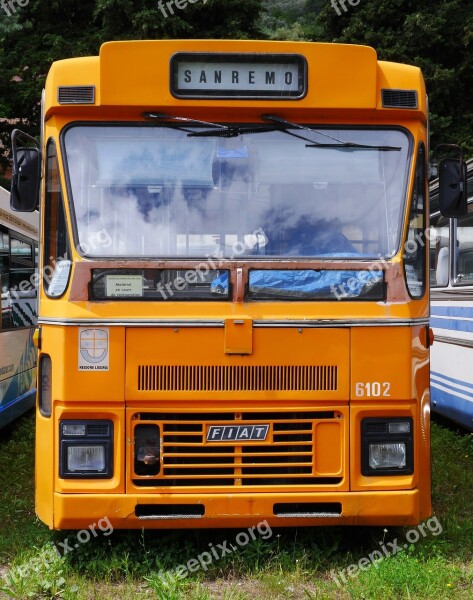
(1, 412, 472, 599)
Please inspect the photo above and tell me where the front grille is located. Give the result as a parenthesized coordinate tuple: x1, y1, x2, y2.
(138, 365, 338, 392)
(132, 411, 342, 488)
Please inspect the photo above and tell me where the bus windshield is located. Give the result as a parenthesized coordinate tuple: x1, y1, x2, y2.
(64, 125, 411, 259)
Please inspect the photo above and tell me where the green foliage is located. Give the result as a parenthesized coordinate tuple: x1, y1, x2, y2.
(0, 544, 67, 599)
(0, 0, 264, 172)
(261, 0, 309, 39)
(302, 0, 473, 157)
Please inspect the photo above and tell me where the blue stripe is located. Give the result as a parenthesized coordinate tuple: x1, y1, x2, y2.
(431, 306, 473, 318)
(430, 317, 473, 333)
(0, 388, 37, 413)
(431, 376, 473, 400)
(431, 371, 473, 392)
(431, 385, 473, 430)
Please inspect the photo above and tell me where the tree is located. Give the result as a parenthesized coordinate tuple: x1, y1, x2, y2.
(302, 0, 473, 156)
(0, 0, 264, 175)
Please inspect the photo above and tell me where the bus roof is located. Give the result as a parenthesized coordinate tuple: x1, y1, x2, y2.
(44, 40, 427, 123)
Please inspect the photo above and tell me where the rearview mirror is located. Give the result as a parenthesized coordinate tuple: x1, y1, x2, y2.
(11, 129, 41, 212)
(438, 158, 467, 218)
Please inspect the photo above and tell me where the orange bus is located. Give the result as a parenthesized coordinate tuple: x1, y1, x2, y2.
(10, 40, 453, 529)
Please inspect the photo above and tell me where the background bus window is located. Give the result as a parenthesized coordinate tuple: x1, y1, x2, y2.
(430, 214, 450, 287)
(0, 230, 37, 329)
(0, 231, 8, 327)
(454, 200, 473, 284)
(404, 144, 426, 298)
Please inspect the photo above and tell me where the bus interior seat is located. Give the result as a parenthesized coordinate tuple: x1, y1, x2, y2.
(436, 247, 449, 286)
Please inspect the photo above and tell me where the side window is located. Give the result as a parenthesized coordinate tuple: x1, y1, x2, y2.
(1, 230, 10, 329)
(429, 213, 450, 287)
(404, 143, 426, 298)
(1, 230, 37, 330)
(44, 139, 71, 297)
(454, 200, 473, 284)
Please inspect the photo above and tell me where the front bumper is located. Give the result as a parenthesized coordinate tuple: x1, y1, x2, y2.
(52, 489, 423, 529)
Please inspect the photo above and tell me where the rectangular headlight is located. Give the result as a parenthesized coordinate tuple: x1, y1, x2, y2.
(60, 420, 113, 478)
(361, 417, 413, 476)
(369, 442, 406, 469)
(67, 446, 106, 471)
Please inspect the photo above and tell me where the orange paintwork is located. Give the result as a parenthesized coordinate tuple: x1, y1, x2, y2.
(35, 40, 430, 529)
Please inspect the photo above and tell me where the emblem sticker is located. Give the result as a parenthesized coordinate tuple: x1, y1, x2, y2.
(78, 328, 109, 371)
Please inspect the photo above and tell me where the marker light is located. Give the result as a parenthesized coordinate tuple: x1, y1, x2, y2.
(39, 354, 52, 417)
(388, 421, 411, 434)
(62, 424, 86, 436)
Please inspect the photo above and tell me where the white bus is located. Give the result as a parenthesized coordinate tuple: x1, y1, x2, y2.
(0, 186, 38, 429)
(430, 158, 473, 430)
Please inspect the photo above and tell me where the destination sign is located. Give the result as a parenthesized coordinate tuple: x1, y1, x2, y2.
(171, 53, 307, 99)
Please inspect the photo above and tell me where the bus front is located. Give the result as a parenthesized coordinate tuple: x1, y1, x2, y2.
(35, 40, 431, 529)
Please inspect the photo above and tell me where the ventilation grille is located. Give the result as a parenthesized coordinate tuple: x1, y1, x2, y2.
(138, 365, 338, 392)
(132, 411, 342, 488)
(382, 89, 418, 109)
(58, 86, 95, 104)
(86, 423, 110, 436)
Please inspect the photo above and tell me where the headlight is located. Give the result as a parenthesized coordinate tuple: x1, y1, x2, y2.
(368, 442, 406, 469)
(361, 418, 413, 476)
(67, 446, 106, 471)
(60, 420, 113, 478)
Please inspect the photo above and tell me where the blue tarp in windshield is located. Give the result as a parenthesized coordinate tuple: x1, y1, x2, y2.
(210, 269, 383, 299)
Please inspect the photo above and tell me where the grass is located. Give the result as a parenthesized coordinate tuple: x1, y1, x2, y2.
(0, 412, 472, 599)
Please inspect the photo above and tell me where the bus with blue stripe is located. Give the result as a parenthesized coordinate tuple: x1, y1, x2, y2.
(430, 158, 473, 430)
(0, 186, 38, 429)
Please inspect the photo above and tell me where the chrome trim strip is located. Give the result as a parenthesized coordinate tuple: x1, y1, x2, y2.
(38, 318, 225, 327)
(432, 335, 473, 349)
(431, 291, 473, 301)
(253, 319, 429, 328)
(38, 317, 429, 328)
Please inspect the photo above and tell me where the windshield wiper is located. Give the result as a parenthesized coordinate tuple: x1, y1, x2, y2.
(142, 112, 229, 134)
(262, 114, 402, 151)
(186, 124, 309, 138)
(143, 113, 275, 138)
(186, 125, 264, 138)
(143, 112, 399, 149)
(187, 124, 321, 144)
(305, 142, 401, 151)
